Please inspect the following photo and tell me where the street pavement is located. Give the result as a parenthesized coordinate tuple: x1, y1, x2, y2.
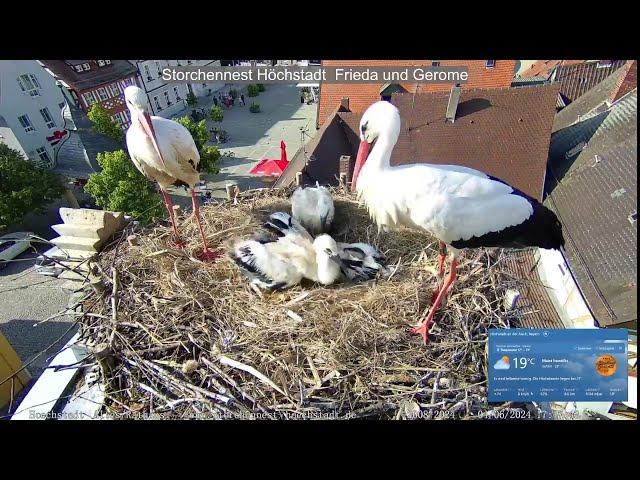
(0, 246, 76, 416)
(166, 83, 317, 202)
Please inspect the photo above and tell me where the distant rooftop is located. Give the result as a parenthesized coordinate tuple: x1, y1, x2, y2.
(553, 60, 627, 106)
(545, 89, 637, 326)
(553, 60, 637, 132)
(41, 60, 138, 91)
(278, 84, 559, 201)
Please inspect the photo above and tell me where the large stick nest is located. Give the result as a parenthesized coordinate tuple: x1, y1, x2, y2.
(79, 187, 534, 419)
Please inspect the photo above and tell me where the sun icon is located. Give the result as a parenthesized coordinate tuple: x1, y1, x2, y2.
(494, 355, 511, 370)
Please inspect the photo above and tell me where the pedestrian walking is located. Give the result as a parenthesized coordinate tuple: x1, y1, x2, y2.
(213, 97, 218, 107)
(240, 94, 246, 106)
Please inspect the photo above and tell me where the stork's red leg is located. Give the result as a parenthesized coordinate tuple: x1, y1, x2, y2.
(413, 259, 458, 344)
(191, 189, 221, 262)
(431, 241, 447, 303)
(160, 188, 185, 249)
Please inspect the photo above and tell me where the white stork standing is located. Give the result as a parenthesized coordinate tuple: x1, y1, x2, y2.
(291, 183, 335, 235)
(123, 85, 218, 261)
(351, 101, 565, 343)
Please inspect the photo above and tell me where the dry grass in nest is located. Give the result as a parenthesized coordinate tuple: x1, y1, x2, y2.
(79, 186, 530, 419)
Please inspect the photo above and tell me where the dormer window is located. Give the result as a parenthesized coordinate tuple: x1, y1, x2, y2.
(82, 63, 91, 71)
(486, 60, 496, 68)
(98, 60, 105, 66)
(74, 65, 83, 73)
(597, 60, 613, 68)
(432, 61, 440, 67)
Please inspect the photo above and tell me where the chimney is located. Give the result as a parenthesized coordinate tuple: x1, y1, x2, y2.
(445, 84, 462, 123)
(340, 97, 349, 111)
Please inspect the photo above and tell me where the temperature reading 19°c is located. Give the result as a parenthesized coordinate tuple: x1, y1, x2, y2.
(513, 357, 536, 369)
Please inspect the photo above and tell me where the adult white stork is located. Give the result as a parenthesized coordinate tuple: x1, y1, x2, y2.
(123, 85, 218, 261)
(351, 101, 565, 343)
(230, 213, 342, 290)
(291, 183, 335, 235)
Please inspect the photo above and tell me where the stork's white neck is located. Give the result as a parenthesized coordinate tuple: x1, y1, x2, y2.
(356, 129, 398, 189)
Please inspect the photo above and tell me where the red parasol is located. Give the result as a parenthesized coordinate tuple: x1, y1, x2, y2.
(249, 140, 289, 177)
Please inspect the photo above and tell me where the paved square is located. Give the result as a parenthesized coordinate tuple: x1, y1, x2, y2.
(167, 84, 317, 201)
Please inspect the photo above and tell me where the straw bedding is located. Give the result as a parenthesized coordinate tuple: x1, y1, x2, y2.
(78, 186, 534, 419)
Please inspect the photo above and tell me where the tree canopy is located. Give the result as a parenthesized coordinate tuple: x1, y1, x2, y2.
(0, 144, 64, 229)
(87, 103, 124, 143)
(84, 149, 164, 225)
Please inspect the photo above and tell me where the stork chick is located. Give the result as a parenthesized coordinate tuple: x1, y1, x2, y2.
(291, 182, 335, 235)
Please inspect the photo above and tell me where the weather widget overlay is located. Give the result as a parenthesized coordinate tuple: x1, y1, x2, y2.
(488, 329, 628, 402)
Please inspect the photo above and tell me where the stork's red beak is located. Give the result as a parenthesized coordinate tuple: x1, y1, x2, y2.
(351, 140, 370, 192)
(138, 111, 166, 167)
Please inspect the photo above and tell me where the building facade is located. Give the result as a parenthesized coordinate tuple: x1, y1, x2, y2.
(0, 60, 69, 167)
(130, 60, 225, 118)
(40, 60, 139, 129)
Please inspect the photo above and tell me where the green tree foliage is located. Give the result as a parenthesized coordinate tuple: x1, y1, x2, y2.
(228, 88, 238, 99)
(174, 116, 221, 174)
(200, 146, 221, 174)
(87, 103, 124, 143)
(84, 150, 163, 225)
(210, 105, 224, 123)
(249, 102, 261, 113)
(175, 116, 209, 151)
(256, 83, 265, 92)
(0, 144, 65, 228)
(186, 92, 198, 107)
(247, 84, 259, 97)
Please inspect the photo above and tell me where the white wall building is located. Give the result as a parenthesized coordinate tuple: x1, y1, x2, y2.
(130, 60, 225, 118)
(535, 248, 596, 328)
(0, 60, 68, 167)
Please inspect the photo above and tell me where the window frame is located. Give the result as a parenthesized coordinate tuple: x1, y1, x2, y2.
(18, 114, 35, 133)
(40, 107, 56, 129)
(36, 146, 51, 163)
(486, 59, 496, 69)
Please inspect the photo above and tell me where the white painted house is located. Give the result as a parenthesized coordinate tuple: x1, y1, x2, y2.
(130, 60, 225, 118)
(0, 60, 68, 167)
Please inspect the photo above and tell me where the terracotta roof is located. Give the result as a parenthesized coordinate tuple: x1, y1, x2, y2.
(40, 60, 138, 91)
(281, 85, 559, 203)
(553, 60, 627, 105)
(518, 60, 585, 79)
(544, 90, 637, 326)
(274, 106, 355, 188)
(610, 60, 637, 103)
(499, 249, 565, 328)
(317, 60, 516, 128)
(553, 60, 637, 132)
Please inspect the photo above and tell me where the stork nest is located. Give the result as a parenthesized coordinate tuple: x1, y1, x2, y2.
(78, 186, 538, 420)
